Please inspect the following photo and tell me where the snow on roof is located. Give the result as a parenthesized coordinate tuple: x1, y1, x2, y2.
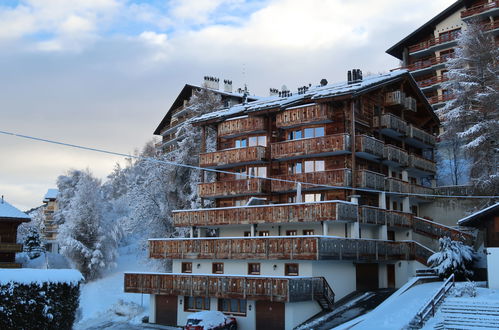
(43, 188, 59, 201)
(0, 199, 31, 220)
(193, 70, 410, 124)
(0, 269, 83, 286)
(458, 203, 499, 226)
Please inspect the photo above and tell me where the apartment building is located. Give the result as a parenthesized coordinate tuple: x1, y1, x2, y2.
(0, 197, 30, 268)
(42, 189, 59, 253)
(154, 77, 259, 154)
(386, 0, 498, 109)
(125, 70, 473, 329)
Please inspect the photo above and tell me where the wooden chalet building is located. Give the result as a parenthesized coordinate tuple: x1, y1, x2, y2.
(387, 0, 499, 109)
(0, 197, 30, 268)
(154, 77, 259, 154)
(42, 189, 59, 253)
(125, 70, 474, 329)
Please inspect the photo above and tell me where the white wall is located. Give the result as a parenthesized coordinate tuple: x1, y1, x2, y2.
(394, 260, 426, 288)
(487, 248, 499, 289)
(312, 261, 356, 300)
(285, 301, 322, 330)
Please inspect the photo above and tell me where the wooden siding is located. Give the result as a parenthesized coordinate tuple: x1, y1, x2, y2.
(0, 243, 23, 253)
(199, 146, 268, 168)
(374, 114, 407, 135)
(198, 179, 270, 198)
(407, 125, 436, 146)
(355, 135, 384, 158)
(408, 154, 436, 173)
(271, 169, 351, 192)
(276, 104, 333, 128)
(356, 170, 385, 190)
(385, 177, 410, 194)
(173, 201, 358, 227)
(218, 117, 267, 138)
(271, 134, 350, 160)
(383, 144, 409, 167)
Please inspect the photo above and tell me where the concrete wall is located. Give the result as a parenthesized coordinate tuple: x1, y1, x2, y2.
(285, 301, 321, 330)
(394, 260, 426, 288)
(434, 6, 466, 37)
(487, 247, 499, 289)
(419, 198, 480, 227)
(311, 261, 357, 300)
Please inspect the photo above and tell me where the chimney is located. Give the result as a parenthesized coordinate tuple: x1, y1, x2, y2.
(348, 69, 363, 84)
(203, 76, 220, 90)
(269, 88, 279, 96)
(223, 79, 233, 93)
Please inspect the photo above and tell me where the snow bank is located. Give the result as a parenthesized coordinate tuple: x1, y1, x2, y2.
(0, 269, 83, 285)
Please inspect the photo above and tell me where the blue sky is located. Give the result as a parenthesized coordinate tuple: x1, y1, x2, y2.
(0, 0, 456, 209)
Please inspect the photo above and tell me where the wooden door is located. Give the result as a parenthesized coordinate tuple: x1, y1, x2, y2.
(256, 301, 285, 330)
(155, 295, 177, 326)
(356, 263, 379, 291)
(387, 264, 396, 288)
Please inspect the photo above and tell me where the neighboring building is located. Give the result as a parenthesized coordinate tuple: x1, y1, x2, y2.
(0, 197, 30, 268)
(42, 189, 59, 253)
(386, 0, 499, 110)
(125, 70, 474, 329)
(154, 76, 259, 154)
(458, 203, 499, 288)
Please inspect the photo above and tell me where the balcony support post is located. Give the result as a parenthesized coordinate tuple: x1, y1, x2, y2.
(402, 170, 409, 182)
(149, 294, 157, 324)
(402, 197, 411, 213)
(190, 226, 195, 238)
(322, 221, 329, 236)
(378, 192, 386, 210)
(251, 224, 256, 237)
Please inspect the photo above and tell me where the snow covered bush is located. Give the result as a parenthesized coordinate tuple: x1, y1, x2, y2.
(23, 227, 45, 259)
(0, 269, 82, 330)
(451, 281, 477, 298)
(428, 237, 475, 280)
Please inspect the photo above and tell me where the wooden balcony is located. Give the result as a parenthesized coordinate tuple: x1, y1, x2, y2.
(199, 146, 268, 169)
(417, 75, 449, 89)
(385, 177, 410, 194)
(461, 1, 498, 18)
(0, 262, 22, 269)
(356, 170, 385, 190)
(412, 217, 473, 245)
(383, 144, 409, 167)
(406, 125, 436, 147)
(149, 236, 429, 264)
(360, 207, 412, 228)
(276, 104, 333, 128)
(408, 154, 436, 174)
(173, 201, 359, 227)
(271, 134, 350, 160)
(355, 135, 384, 159)
(410, 184, 434, 197)
(218, 117, 267, 138)
(408, 34, 459, 54)
(0, 243, 23, 253)
(403, 56, 451, 73)
(124, 273, 334, 306)
(198, 179, 270, 198)
(428, 94, 455, 105)
(271, 169, 351, 192)
(374, 114, 407, 137)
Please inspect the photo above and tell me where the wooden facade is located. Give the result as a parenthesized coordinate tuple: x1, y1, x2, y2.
(270, 134, 350, 160)
(218, 117, 267, 138)
(271, 169, 351, 192)
(198, 179, 270, 198)
(200, 146, 268, 168)
(275, 104, 333, 128)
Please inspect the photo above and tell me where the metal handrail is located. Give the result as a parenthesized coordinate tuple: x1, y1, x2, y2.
(412, 273, 455, 326)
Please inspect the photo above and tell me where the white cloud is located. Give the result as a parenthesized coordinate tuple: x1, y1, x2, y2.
(170, 0, 242, 24)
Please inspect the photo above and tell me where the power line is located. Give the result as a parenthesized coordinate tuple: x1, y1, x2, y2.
(0, 129, 497, 199)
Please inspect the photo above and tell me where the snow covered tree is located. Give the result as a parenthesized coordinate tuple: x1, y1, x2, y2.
(23, 227, 45, 259)
(438, 20, 499, 194)
(18, 206, 45, 245)
(428, 237, 475, 280)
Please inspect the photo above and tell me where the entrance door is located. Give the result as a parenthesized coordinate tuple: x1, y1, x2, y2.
(356, 263, 379, 291)
(387, 264, 396, 288)
(256, 301, 285, 330)
(155, 295, 177, 326)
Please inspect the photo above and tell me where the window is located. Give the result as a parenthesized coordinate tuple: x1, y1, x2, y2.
(286, 230, 297, 236)
(248, 263, 261, 275)
(285, 263, 299, 276)
(218, 299, 247, 315)
(244, 231, 251, 237)
(212, 263, 224, 274)
(387, 230, 395, 241)
(288, 130, 303, 140)
(439, 28, 460, 42)
(288, 195, 297, 203)
(235, 138, 247, 148)
(248, 135, 267, 147)
(259, 231, 270, 236)
(288, 127, 324, 140)
(182, 262, 192, 273)
(234, 199, 247, 206)
(304, 160, 325, 173)
(304, 193, 325, 202)
(234, 168, 247, 180)
(248, 166, 267, 178)
(288, 162, 303, 174)
(185, 296, 210, 312)
(302, 229, 315, 235)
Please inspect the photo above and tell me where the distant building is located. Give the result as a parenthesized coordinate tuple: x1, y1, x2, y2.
(42, 189, 59, 253)
(0, 197, 30, 268)
(386, 0, 499, 110)
(154, 76, 259, 154)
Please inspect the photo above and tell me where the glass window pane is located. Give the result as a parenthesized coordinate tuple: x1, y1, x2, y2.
(315, 127, 325, 137)
(240, 300, 247, 312)
(304, 194, 315, 202)
(258, 136, 267, 146)
(235, 140, 241, 148)
(295, 130, 302, 139)
(304, 128, 314, 138)
(258, 167, 267, 177)
(222, 299, 229, 311)
(304, 161, 314, 173)
(195, 297, 202, 309)
(248, 136, 257, 146)
(188, 297, 194, 309)
(316, 160, 325, 172)
(231, 299, 239, 312)
(205, 298, 210, 309)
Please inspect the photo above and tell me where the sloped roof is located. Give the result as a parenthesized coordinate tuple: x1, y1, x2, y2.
(43, 188, 58, 202)
(458, 203, 499, 226)
(0, 199, 31, 221)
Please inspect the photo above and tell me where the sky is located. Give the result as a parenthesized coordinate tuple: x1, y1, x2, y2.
(0, 0, 456, 210)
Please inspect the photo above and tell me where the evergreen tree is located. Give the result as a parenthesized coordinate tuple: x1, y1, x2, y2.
(23, 227, 45, 259)
(428, 237, 475, 280)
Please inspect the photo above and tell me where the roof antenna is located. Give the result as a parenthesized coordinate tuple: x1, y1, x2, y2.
(242, 63, 249, 104)
(1, 195, 3, 204)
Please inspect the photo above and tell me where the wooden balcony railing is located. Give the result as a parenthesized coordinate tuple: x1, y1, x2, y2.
(0, 243, 23, 253)
(271, 169, 351, 192)
(408, 154, 436, 173)
(408, 34, 459, 53)
(173, 201, 358, 227)
(0, 262, 22, 269)
(374, 114, 407, 136)
(403, 56, 452, 72)
(417, 75, 449, 88)
(149, 236, 431, 264)
(355, 135, 384, 158)
(199, 146, 268, 168)
(356, 170, 385, 190)
(461, 0, 498, 18)
(410, 184, 434, 196)
(385, 177, 410, 194)
(406, 125, 436, 146)
(271, 134, 350, 160)
(413, 217, 474, 245)
(428, 94, 455, 105)
(484, 20, 499, 31)
(124, 273, 333, 305)
(276, 104, 333, 128)
(218, 117, 267, 138)
(383, 144, 409, 166)
(198, 179, 269, 198)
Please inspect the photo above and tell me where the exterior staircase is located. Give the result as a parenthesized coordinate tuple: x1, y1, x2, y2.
(434, 298, 499, 329)
(315, 277, 335, 310)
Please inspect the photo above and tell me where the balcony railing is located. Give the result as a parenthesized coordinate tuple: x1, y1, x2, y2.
(461, 0, 498, 18)
(428, 94, 455, 105)
(271, 134, 350, 160)
(276, 104, 333, 128)
(383, 144, 409, 167)
(406, 125, 436, 146)
(408, 34, 459, 53)
(271, 169, 351, 192)
(124, 273, 333, 306)
(410, 184, 434, 196)
(173, 201, 358, 227)
(199, 146, 268, 168)
(149, 236, 430, 264)
(404, 56, 452, 72)
(0, 262, 22, 269)
(218, 117, 267, 138)
(374, 114, 407, 136)
(408, 154, 436, 173)
(198, 179, 270, 198)
(385, 177, 410, 194)
(0, 243, 23, 253)
(355, 135, 384, 158)
(417, 75, 449, 88)
(412, 217, 473, 245)
(356, 170, 385, 190)
(484, 20, 499, 31)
